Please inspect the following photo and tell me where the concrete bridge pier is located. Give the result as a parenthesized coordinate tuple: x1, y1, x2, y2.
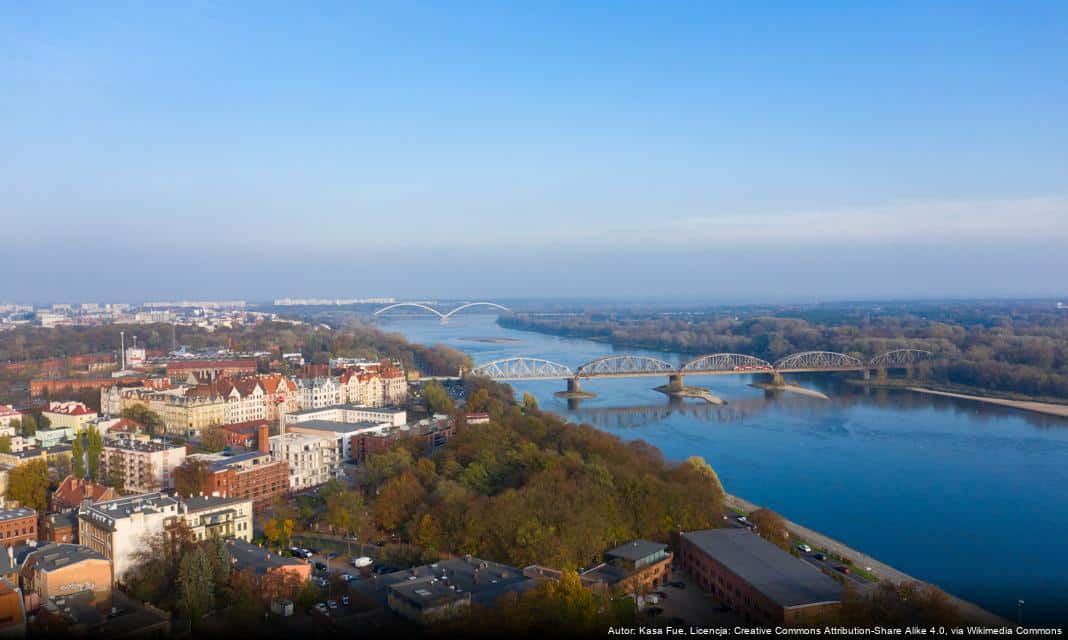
(667, 373, 685, 392)
(769, 371, 785, 386)
(554, 377, 596, 400)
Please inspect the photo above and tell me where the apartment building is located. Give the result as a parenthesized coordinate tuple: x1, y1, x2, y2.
(99, 436, 187, 493)
(41, 402, 97, 431)
(160, 394, 225, 439)
(296, 377, 344, 410)
(270, 432, 343, 491)
(287, 419, 391, 461)
(286, 404, 407, 428)
(184, 427, 289, 510)
(0, 507, 37, 547)
(182, 496, 254, 542)
(20, 544, 112, 605)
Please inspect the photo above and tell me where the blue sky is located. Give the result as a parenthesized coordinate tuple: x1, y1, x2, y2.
(3, 2, 1067, 302)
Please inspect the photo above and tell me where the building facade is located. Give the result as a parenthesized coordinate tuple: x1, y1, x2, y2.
(269, 433, 343, 491)
(0, 507, 36, 547)
(99, 436, 187, 493)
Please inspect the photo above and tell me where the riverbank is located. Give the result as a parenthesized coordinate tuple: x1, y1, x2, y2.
(724, 494, 1010, 626)
(907, 387, 1068, 418)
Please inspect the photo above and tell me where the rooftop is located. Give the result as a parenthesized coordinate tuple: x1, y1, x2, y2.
(287, 419, 389, 434)
(26, 543, 107, 572)
(682, 529, 844, 609)
(183, 495, 249, 513)
(0, 506, 35, 521)
(356, 556, 538, 608)
(80, 492, 180, 530)
(225, 539, 306, 575)
(604, 539, 670, 563)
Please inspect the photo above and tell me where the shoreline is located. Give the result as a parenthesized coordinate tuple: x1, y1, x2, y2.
(725, 494, 1010, 626)
(907, 387, 1068, 418)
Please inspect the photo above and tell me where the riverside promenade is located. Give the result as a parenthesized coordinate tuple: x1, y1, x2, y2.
(725, 494, 1010, 626)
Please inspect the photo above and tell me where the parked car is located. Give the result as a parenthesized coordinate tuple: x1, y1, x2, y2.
(313, 561, 328, 572)
(342, 595, 350, 606)
(836, 565, 851, 575)
(327, 600, 338, 610)
(814, 553, 827, 561)
(797, 543, 813, 553)
(340, 573, 355, 582)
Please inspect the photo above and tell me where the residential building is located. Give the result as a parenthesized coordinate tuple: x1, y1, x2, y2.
(41, 402, 97, 431)
(680, 528, 844, 625)
(41, 512, 79, 544)
(20, 543, 112, 605)
(296, 377, 343, 410)
(270, 432, 343, 491)
(0, 445, 72, 470)
(286, 419, 391, 461)
(225, 539, 310, 596)
(219, 419, 270, 449)
(184, 424, 289, 510)
(164, 359, 257, 383)
(79, 493, 181, 581)
(50, 476, 115, 512)
(0, 406, 21, 432)
(182, 496, 254, 542)
(0, 507, 37, 547)
(287, 403, 406, 427)
(99, 436, 187, 493)
(338, 363, 407, 407)
(351, 415, 455, 464)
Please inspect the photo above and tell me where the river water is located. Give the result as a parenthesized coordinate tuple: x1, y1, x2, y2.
(379, 315, 1068, 623)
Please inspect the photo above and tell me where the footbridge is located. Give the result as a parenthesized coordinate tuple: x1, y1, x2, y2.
(374, 301, 512, 324)
(468, 349, 934, 398)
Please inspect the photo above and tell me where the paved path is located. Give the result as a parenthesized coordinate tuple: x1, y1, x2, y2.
(725, 494, 1010, 626)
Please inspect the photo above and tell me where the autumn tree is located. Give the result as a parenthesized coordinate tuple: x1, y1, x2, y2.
(487, 570, 634, 636)
(373, 471, 426, 532)
(173, 459, 213, 498)
(263, 517, 294, 550)
(0, 436, 10, 454)
(841, 581, 961, 626)
(199, 424, 227, 452)
(6, 459, 49, 511)
(748, 508, 792, 552)
(521, 392, 539, 412)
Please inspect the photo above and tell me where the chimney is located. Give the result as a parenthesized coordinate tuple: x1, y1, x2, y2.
(257, 423, 269, 454)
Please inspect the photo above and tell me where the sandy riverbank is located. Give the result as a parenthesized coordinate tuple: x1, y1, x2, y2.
(908, 387, 1068, 418)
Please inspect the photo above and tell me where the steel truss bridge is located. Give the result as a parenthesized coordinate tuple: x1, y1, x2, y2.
(469, 349, 934, 394)
(374, 301, 512, 324)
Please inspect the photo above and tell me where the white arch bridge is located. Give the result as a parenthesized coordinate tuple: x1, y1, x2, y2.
(469, 349, 935, 396)
(374, 301, 512, 324)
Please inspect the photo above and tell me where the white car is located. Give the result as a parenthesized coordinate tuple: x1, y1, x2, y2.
(797, 543, 813, 553)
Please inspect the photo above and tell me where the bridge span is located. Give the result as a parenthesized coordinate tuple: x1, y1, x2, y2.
(468, 349, 934, 400)
(374, 301, 512, 324)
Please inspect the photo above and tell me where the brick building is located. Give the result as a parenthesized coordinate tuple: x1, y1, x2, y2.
(184, 425, 289, 509)
(50, 476, 115, 513)
(581, 540, 673, 594)
(680, 528, 843, 625)
(0, 507, 37, 547)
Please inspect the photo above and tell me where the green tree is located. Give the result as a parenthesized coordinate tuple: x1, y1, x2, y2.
(85, 426, 103, 481)
(521, 392, 539, 412)
(120, 405, 164, 437)
(422, 381, 454, 414)
(71, 435, 86, 479)
(6, 459, 49, 511)
(325, 489, 366, 538)
(20, 415, 36, 437)
(0, 436, 10, 454)
(178, 547, 216, 624)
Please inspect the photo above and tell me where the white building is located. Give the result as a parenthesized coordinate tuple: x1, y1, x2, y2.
(286, 419, 393, 461)
(286, 404, 406, 428)
(297, 377, 344, 410)
(270, 432, 343, 491)
(182, 495, 254, 542)
(100, 436, 187, 493)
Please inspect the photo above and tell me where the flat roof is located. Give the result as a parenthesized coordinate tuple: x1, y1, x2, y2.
(682, 529, 844, 609)
(183, 495, 249, 512)
(604, 539, 669, 563)
(226, 539, 306, 575)
(357, 557, 538, 608)
(287, 419, 388, 434)
(28, 543, 107, 572)
(0, 506, 35, 520)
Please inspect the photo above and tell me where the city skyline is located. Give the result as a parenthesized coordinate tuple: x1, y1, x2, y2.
(4, 2, 1067, 300)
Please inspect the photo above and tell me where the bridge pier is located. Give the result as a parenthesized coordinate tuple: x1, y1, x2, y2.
(769, 371, 785, 386)
(554, 377, 596, 400)
(668, 373, 684, 392)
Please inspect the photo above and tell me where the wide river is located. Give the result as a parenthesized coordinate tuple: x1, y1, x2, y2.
(380, 315, 1068, 623)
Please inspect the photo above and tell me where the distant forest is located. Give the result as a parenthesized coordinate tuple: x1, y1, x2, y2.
(501, 301, 1068, 401)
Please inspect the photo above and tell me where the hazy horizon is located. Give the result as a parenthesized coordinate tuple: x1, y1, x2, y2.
(4, 3, 1067, 301)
